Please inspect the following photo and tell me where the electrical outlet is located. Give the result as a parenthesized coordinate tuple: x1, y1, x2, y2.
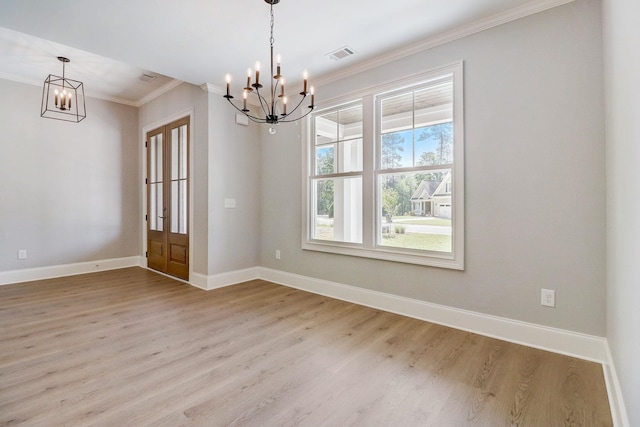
(275, 250, 281, 260)
(541, 289, 555, 307)
(17, 249, 27, 260)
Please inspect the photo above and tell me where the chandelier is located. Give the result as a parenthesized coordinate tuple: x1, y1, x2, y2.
(224, 0, 315, 134)
(41, 56, 86, 123)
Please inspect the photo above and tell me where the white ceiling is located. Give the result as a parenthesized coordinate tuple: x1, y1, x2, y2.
(0, 0, 570, 106)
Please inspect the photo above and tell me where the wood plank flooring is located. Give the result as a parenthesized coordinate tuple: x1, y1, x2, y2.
(0, 267, 612, 426)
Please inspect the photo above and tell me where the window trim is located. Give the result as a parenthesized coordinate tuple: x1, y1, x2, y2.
(302, 61, 464, 270)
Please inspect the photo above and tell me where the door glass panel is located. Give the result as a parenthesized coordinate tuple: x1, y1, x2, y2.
(150, 183, 163, 231)
(171, 181, 178, 233)
(170, 180, 188, 234)
(179, 125, 187, 179)
(171, 125, 188, 180)
(179, 180, 187, 234)
(151, 134, 163, 181)
(149, 133, 164, 232)
(170, 124, 188, 235)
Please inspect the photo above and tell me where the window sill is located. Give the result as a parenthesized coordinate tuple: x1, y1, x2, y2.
(302, 239, 464, 270)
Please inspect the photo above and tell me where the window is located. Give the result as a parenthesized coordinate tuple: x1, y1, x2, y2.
(310, 103, 363, 244)
(303, 63, 464, 269)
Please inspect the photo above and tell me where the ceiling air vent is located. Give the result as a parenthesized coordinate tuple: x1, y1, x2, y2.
(138, 73, 157, 82)
(326, 46, 356, 61)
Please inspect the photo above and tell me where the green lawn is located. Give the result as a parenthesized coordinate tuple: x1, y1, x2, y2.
(381, 232, 451, 252)
(391, 216, 452, 227)
(315, 224, 451, 252)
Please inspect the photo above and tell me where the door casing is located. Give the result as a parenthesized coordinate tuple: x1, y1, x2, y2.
(146, 116, 190, 281)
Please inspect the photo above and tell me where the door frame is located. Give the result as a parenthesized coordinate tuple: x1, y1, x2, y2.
(141, 108, 195, 282)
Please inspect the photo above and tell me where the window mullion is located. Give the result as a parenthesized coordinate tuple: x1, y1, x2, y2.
(361, 94, 375, 250)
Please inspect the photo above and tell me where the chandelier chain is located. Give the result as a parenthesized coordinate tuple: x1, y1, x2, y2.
(270, 4, 275, 48)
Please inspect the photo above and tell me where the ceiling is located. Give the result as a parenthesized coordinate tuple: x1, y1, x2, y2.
(0, 0, 569, 107)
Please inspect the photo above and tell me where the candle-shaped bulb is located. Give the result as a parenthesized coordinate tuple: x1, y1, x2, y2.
(310, 86, 315, 107)
(280, 78, 285, 97)
(283, 96, 287, 115)
(246, 68, 252, 89)
(225, 73, 231, 96)
(276, 54, 282, 76)
(255, 61, 261, 85)
(243, 90, 248, 110)
(303, 69, 308, 93)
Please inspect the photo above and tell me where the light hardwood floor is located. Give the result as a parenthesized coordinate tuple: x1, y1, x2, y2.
(0, 267, 612, 426)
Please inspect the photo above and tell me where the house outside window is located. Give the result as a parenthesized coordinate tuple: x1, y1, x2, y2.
(303, 63, 464, 269)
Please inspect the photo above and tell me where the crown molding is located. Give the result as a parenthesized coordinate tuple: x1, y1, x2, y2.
(200, 82, 222, 94)
(0, 70, 183, 108)
(193, 0, 576, 97)
(135, 79, 184, 107)
(314, 0, 576, 87)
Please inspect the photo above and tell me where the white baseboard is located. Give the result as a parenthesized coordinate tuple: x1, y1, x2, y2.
(190, 267, 259, 290)
(603, 341, 630, 427)
(257, 267, 608, 364)
(0, 256, 143, 286)
(1, 260, 610, 364)
(257, 269, 630, 425)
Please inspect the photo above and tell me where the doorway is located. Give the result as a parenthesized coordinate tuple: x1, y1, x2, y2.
(146, 116, 190, 280)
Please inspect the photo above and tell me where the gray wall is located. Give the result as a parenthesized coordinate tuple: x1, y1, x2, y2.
(603, 0, 640, 423)
(0, 79, 139, 271)
(260, 0, 606, 336)
(206, 94, 261, 274)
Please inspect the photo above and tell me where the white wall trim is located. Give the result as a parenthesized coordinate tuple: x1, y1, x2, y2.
(190, 267, 260, 291)
(313, 0, 576, 88)
(3, 259, 611, 366)
(136, 80, 185, 107)
(204, 0, 576, 94)
(257, 267, 608, 364)
(603, 340, 630, 427)
(0, 256, 143, 286)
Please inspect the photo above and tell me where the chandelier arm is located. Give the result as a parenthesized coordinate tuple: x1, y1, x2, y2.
(281, 93, 307, 118)
(272, 76, 280, 102)
(254, 86, 274, 118)
(279, 105, 315, 123)
(224, 97, 269, 123)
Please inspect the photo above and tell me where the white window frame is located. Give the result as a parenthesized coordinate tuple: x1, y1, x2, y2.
(302, 62, 464, 269)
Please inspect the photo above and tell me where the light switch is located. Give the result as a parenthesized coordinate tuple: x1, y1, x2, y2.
(224, 198, 236, 209)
